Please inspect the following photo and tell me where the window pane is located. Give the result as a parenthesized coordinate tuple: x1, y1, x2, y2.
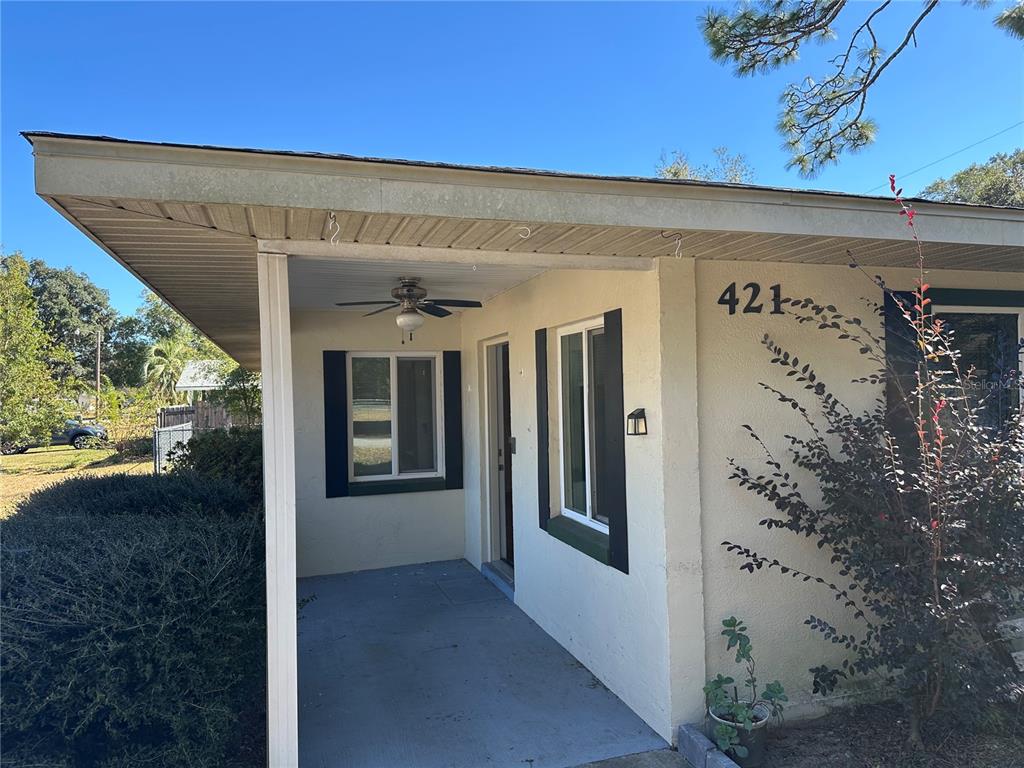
(587, 328, 608, 526)
(352, 357, 392, 477)
(397, 358, 436, 473)
(561, 332, 587, 514)
(941, 312, 1021, 429)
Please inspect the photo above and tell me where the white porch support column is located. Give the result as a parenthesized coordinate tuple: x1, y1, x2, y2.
(257, 251, 298, 767)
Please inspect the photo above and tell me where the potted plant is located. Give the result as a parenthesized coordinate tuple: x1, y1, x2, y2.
(704, 617, 787, 767)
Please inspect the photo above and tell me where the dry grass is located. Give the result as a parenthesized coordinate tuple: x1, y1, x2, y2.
(0, 445, 151, 516)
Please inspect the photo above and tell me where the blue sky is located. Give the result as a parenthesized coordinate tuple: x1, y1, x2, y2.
(2, 1, 1022, 315)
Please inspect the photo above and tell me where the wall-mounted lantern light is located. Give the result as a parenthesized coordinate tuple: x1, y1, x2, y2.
(626, 408, 647, 436)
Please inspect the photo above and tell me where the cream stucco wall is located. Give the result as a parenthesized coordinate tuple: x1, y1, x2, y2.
(291, 308, 465, 577)
(691, 260, 1024, 718)
(459, 265, 699, 741)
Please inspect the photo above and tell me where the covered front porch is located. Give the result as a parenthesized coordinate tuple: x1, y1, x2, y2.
(298, 559, 666, 768)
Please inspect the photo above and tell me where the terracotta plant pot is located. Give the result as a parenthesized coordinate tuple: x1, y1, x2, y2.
(706, 703, 770, 768)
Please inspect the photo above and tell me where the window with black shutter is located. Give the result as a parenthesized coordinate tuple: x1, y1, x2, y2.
(323, 350, 463, 497)
(536, 309, 629, 574)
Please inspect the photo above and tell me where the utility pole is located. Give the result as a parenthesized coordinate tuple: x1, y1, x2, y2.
(95, 327, 102, 421)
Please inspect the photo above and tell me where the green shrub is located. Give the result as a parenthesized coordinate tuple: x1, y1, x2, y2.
(169, 428, 263, 508)
(14, 471, 247, 521)
(1, 474, 266, 767)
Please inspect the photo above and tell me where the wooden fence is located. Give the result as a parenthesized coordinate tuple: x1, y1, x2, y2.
(156, 401, 233, 430)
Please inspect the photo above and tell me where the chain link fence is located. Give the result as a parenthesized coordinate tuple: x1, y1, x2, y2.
(152, 423, 194, 474)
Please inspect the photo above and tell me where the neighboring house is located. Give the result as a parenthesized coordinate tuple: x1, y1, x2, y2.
(174, 359, 227, 402)
(27, 133, 1024, 765)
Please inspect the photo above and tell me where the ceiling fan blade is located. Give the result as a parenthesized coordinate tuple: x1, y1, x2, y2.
(335, 300, 395, 307)
(418, 302, 452, 318)
(362, 303, 400, 317)
(424, 299, 483, 308)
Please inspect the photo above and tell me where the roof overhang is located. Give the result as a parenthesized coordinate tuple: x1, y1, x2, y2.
(26, 132, 1024, 368)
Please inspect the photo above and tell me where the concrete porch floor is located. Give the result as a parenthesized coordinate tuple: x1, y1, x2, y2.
(297, 559, 669, 768)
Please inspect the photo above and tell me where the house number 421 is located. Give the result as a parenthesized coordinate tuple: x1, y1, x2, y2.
(717, 282, 785, 315)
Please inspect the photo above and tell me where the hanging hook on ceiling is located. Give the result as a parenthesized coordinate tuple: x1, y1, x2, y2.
(327, 211, 341, 245)
(661, 231, 684, 258)
(516, 225, 532, 240)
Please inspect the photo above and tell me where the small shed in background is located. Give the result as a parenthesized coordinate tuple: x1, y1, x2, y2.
(174, 360, 227, 402)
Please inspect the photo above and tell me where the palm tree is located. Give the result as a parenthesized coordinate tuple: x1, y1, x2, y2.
(144, 335, 190, 400)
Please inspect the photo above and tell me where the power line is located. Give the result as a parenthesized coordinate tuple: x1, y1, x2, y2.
(863, 120, 1024, 193)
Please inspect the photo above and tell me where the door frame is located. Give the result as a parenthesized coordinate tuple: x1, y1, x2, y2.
(483, 336, 513, 568)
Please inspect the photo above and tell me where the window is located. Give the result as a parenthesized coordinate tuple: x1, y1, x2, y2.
(348, 352, 443, 481)
(557, 319, 608, 531)
(933, 305, 1023, 429)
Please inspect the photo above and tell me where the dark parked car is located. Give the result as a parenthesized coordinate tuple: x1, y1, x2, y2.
(1, 420, 108, 455)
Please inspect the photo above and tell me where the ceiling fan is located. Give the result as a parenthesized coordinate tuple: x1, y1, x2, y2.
(335, 277, 482, 332)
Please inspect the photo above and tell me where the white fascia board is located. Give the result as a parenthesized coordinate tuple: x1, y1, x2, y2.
(30, 135, 1024, 249)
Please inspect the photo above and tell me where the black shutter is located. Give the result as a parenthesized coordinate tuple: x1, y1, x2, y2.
(535, 328, 550, 530)
(323, 351, 349, 498)
(601, 309, 629, 574)
(883, 291, 922, 461)
(443, 351, 463, 490)
(929, 288, 1024, 308)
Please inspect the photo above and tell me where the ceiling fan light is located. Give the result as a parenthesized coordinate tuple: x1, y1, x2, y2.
(396, 308, 425, 332)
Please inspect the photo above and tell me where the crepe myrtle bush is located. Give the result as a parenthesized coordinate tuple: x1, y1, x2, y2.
(724, 178, 1024, 748)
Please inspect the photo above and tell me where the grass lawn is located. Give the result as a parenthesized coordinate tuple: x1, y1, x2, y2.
(0, 445, 152, 516)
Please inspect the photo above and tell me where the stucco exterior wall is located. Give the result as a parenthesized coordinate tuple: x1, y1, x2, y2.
(691, 259, 1024, 717)
(290, 308, 465, 577)
(459, 266, 686, 741)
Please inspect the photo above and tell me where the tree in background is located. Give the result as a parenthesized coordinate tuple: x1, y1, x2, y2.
(212, 364, 262, 427)
(0, 254, 74, 449)
(144, 335, 194, 399)
(995, 1, 1024, 38)
(920, 149, 1024, 207)
(138, 290, 230, 400)
(14, 259, 149, 388)
(104, 315, 150, 388)
(137, 290, 228, 362)
(2, 253, 238, 451)
(137, 290, 189, 341)
(100, 385, 166, 455)
(656, 146, 755, 183)
(702, 1, 1023, 176)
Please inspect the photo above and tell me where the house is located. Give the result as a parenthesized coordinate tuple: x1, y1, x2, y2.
(26, 132, 1024, 766)
(174, 359, 227, 401)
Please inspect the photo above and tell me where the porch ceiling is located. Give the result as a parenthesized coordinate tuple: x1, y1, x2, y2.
(29, 133, 1024, 369)
(288, 258, 546, 311)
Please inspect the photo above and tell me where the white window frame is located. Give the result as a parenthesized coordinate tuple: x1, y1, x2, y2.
(346, 351, 445, 483)
(556, 317, 609, 534)
(932, 304, 1024, 403)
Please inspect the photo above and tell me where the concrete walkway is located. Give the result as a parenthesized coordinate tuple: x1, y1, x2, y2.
(298, 559, 668, 768)
(572, 750, 687, 768)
